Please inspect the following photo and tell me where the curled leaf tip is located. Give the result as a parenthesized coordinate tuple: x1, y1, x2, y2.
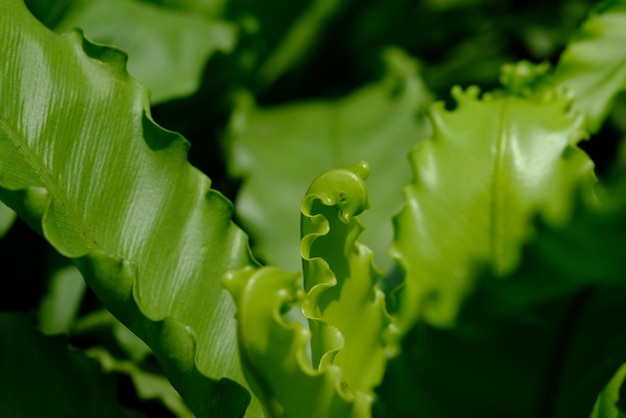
(304, 161, 371, 222)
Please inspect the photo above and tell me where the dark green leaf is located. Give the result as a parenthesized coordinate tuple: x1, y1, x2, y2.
(0, 312, 140, 418)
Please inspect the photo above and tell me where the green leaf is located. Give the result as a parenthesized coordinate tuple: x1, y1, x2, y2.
(69, 307, 189, 415)
(300, 161, 397, 397)
(225, 265, 371, 418)
(138, 0, 228, 16)
(227, 47, 432, 273)
(224, 162, 396, 418)
(0, 201, 16, 237)
(0, 312, 140, 417)
(0, 1, 260, 416)
(551, 0, 626, 133)
(254, 0, 344, 90)
(392, 63, 596, 330)
(46, 0, 237, 103)
(38, 264, 87, 335)
(87, 346, 194, 418)
(590, 364, 626, 418)
(376, 182, 626, 418)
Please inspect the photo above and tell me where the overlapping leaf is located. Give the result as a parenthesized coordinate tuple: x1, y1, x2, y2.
(224, 163, 396, 418)
(28, 0, 237, 103)
(551, 0, 626, 133)
(0, 1, 261, 416)
(227, 48, 432, 273)
(376, 176, 626, 418)
(391, 62, 596, 330)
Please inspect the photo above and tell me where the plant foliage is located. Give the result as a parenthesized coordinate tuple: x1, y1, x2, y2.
(3, 0, 626, 417)
(0, 0, 257, 415)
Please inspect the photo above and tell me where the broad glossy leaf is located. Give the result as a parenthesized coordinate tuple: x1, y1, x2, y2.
(227, 48, 432, 273)
(392, 63, 596, 330)
(376, 179, 626, 418)
(224, 163, 396, 418)
(551, 0, 626, 133)
(0, 1, 260, 416)
(0, 312, 139, 417)
(44, 0, 237, 103)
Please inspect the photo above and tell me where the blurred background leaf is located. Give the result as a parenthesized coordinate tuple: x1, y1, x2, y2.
(0, 312, 142, 417)
(25, 0, 237, 103)
(225, 48, 432, 273)
(0, 202, 16, 238)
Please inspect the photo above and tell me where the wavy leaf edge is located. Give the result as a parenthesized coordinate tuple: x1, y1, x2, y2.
(0, 4, 257, 416)
(224, 161, 397, 418)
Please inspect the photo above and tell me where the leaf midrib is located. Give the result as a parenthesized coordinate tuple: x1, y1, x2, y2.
(488, 100, 511, 274)
(0, 116, 98, 253)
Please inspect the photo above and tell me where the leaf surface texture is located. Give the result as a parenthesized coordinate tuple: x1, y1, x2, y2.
(0, 1, 259, 416)
(392, 69, 596, 329)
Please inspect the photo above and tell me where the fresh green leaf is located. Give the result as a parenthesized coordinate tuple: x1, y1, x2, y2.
(0, 1, 260, 416)
(300, 161, 396, 397)
(224, 162, 396, 418)
(225, 265, 370, 418)
(45, 0, 237, 103)
(227, 47, 432, 273)
(377, 181, 626, 418)
(551, 0, 626, 134)
(391, 62, 596, 330)
(0, 312, 140, 417)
